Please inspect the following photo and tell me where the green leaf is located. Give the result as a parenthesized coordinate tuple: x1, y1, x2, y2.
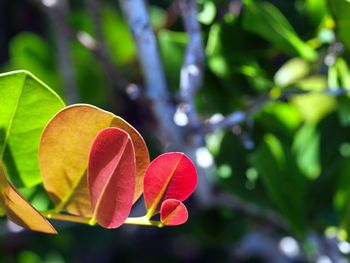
(159, 30, 187, 88)
(6, 32, 63, 96)
(198, 0, 216, 25)
(291, 93, 336, 124)
(274, 58, 311, 87)
(250, 134, 306, 234)
(334, 158, 350, 233)
(71, 41, 109, 106)
(305, 0, 328, 25)
(243, 0, 317, 61)
(102, 7, 136, 65)
(336, 58, 350, 90)
(292, 124, 321, 179)
(337, 95, 350, 126)
(329, 0, 350, 51)
(150, 6, 167, 29)
(257, 102, 303, 137)
(0, 70, 65, 187)
(294, 75, 327, 91)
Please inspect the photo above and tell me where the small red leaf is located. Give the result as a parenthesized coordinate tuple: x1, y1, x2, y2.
(88, 127, 136, 228)
(160, 199, 188, 226)
(143, 152, 197, 215)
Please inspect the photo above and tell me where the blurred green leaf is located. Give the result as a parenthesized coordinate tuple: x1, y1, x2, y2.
(206, 23, 230, 78)
(327, 58, 350, 91)
(71, 41, 109, 106)
(17, 251, 42, 263)
(337, 95, 350, 126)
(159, 30, 187, 88)
(328, 0, 350, 51)
(214, 132, 267, 204)
(334, 158, 350, 233)
(274, 58, 311, 87)
(256, 102, 303, 137)
(251, 133, 306, 234)
(292, 123, 321, 179)
(294, 75, 327, 91)
(44, 251, 66, 263)
(20, 186, 52, 212)
(198, 0, 216, 25)
(328, 64, 339, 90)
(6, 32, 63, 96)
(150, 6, 167, 30)
(336, 58, 350, 89)
(291, 93, 336, 123)
(243, 0, 317, 61)
(305, 0, 328, 25)
(102, 7, 136, 65)
(206, 130, 225, 156)
(239, 60, 272, 91)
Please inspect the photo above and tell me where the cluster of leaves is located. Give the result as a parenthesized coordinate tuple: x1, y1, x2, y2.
(173, 0, 350, 243)
(199, 0, 350, 241)
(4, 0, 350, 261)
(0, 70, 197, 233)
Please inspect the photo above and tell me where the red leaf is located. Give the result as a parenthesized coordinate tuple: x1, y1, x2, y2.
(143, 152, 197, 215)
(88, 127, 136, 228)
(160, 199, 188, 226)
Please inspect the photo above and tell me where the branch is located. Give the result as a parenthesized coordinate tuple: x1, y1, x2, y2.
(179, 0, 205, 133)
(118, 0, 184, 150)
(213, 191, 288, 231)
(203, 111, 247, 134)
(202, 87, 348, 135)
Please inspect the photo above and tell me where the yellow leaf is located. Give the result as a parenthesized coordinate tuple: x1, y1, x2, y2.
(39, 104, 149, 217)
(0, 162, 56, 234)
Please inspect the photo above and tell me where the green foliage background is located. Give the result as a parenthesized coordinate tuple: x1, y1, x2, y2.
(1, 0, 350, 262)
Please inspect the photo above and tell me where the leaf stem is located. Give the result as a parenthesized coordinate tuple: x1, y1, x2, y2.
(124, 216, 163, 227)
(42, 212, 163, 227)
(43, 212, 94, 225)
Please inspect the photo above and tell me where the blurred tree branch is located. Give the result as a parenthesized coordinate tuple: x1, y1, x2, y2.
(118, 0, 185, 150)
(178, 0, 204, 134)
(117, 0, 292, 232)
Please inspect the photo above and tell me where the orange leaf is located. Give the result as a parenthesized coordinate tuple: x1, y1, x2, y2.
(39, 104, 149, 217)
(0, 162, 56, 234)
(88, 128, 135, 228)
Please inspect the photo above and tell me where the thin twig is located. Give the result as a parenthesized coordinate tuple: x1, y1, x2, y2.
(203, 111, 247, 134)
(177, 0, 216, 205)
(214, 191, 288, 231)
(179, 0, 205, 133)
(202, 87, 348, 135)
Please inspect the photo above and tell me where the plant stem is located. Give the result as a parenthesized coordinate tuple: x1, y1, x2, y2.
(43, 212, 93, 225)
(124, 216, 163, 227)
(43, 212, 163, 227)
